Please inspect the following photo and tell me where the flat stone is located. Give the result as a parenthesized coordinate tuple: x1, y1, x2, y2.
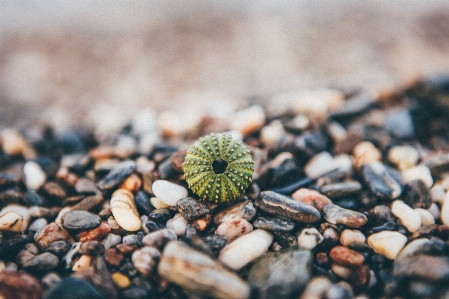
(96, 160, 136, 191)
(253, 215, 295, 232)
(110, 188, 141, 231)
(248, 246, 313, 299)
(70, 195, 104, 212)
(219, 229, 273, 270)
(159, 241, 250, 299)
(257, 191, 321, 223)
(292, 188, 332, 212)
(323, 204, 368, 228)
(61, 210, 101, 230)
(43, 277, 102, 299)
(329, 246, 364, 267)
(367, 231, 407, 260)
(176, 197, 209, 220)
(320, 181, 362, 199)
(152, 180, 188, 206)
(0, 270, 43, 299)
(360, 161, 403, 200)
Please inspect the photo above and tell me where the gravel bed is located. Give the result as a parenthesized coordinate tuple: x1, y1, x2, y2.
(2, 75, 449, 298)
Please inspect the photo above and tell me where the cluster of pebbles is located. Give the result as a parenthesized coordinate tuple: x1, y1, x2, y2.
(2, 75, 449, 299)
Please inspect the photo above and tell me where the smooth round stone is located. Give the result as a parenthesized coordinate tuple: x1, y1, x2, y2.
(112, 272, 131, 289)
(430, 184, 445, 204)
(148, 208, 171, 223)
(219, 229, 273, 270)
(74, 177, 97, 194)
(402, 165, 433, 189)
(292, 188, 332, 212)
(297, 227, 323, 250)
(353, 141, 382, 169)
(304, 152, 352, 179)
(61, 210, 101, 230)
(340, 229, 366, 247)
(415, 208, 435, 226)
(70, 195, 104, 212)
(402, 179, 432, 209)
(131, 246, 161, 277)
(141, 229, 177, 249)
(253, 215, 295, 232)
(43, 277, 102, 299)
(96, 160, 136, 191)
(320, 181, 362, 199)
(79, 222, 111, 242)
(25, 189, 44, 206)
(0, 210, 23, 232)
(329, 246, 364, 267)
(257, 191, 321, 223)
(23, 161, 47, 190)
(299, 276, 333, 299)
(101, 233, 122, 251)
(149, 197, 169, 209)
(260, 120, 285, 147)
(360, 161, 403, 200)
(391, 200, 422, 233)
(22, 252, 59, 272)
(166, 213, 188, 236)
(152, 180, 188, 206)
(384, 108, 414, 139)
(394, 254, 449, 282)
(331, 264, 352, 279)
(176, 197, 209, 220)
(135, 191, 153, 215)
(215, 218, 253, 243)
(122, 234, 140, 245)
(28, 218, 48, 234)
(229, 104, 265, 137)
(110, 188, 141, 231)
(45, 241, 71, 256)
(388, 145, 419, 171)
(323, 204, 368, 228)
(34, 222, 74, 250)
(367, 231, 407, 260)
(159, 241, 250, 299)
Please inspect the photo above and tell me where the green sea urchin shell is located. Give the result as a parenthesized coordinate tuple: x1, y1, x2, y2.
(183, 133, 254, 203)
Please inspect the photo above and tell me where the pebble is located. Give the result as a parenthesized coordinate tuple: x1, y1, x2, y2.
(1, 129, 36, 158)
(79, 241, 105, 256)
(101, 233, 122, 250)
(367, 231, 408, 260)
(112, 272, 131, 289)
(215, 218, 253, 243)
(229, 104, 266, 137)
(323, 204, 368, 228)
(213, 200, 257, 225)
(28, 217, 48, 234)
(21, 252, 59, 272)
(110, 189, 141, 231)
(424, 153, 449, 177)
(402, 179, 432, 209)
(149, 197, 169, 209)
(388, 145, 419, 170)
(219, 229, 273, 270)
(253, 215, 295, 232)
(384, 108, 414, 138)
(297, 227, 323, 250)
(141, 229, 177, 249)
(34, 222, 74, 250)
(72, 254, 92, 272)
(104, 248, 124, 267)
(248, 246, 313, 299)
(353, 141, 382, 169)
(159, 240, 250, 299)
(441, 192, 449, 227)
(61, 210, 101, 230)
(176, 197, 209, 220)
(257, 191, 321, 223)
(299, 276, 333, 299)
(70, 195, 104, 212)
(131, 246, 161, 277)
(43, 277, 102, 299)
(320, 181, 362, 199)
(0, 210, 23, 232)
(165, 213, 188, 236)
(43, 182, 67, 201)
(134, 191, 153, 215)
(45, 241, 71, 256)
(25, 189, 44, 206)
(148, 208, 171, 223)
(291, 188, 332, 212)
(360, 161, 403, 200)
(394, 254, 449, 281)
(96, 160, 136, 191)
(41, 272, 61, 289)
(329, 246, 364, 267)
(191, 213, 212, 231)
(304, 152, 352, 178)
(79, 221, 111, 242)
(260, 120, 285, 147)
(430, 184, 445, 204)
(0, 270, 43, 299)
(340, 229, 366, 247)
(23, 161, 47, 190)
(151, 180, 188, 206)
(402, 165, 433, 188)
(61, 242, 81, 269)
(391, 200, 422, 233)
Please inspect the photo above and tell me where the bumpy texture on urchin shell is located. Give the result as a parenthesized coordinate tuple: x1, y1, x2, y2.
(183, 133, 254, 203)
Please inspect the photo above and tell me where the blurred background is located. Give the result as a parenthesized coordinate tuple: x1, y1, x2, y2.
(1, 0, 449, 133)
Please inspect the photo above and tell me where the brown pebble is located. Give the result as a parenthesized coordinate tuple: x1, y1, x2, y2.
(116, 243, 140, 255)
(291, 188, 332, 212)
(170, 150, 187, 172)
(0, 270, 43, 299)
(349, 265, 371, 288)
(191, 213, 212, 231)
(105, 248, 124, 267)
(43, 182, 67, 200)
(79, 221, 111, 242)
(34, 222, 74, 250)
(316, 252, 329, 266)
(72, 254, 92, 272)
(56, 167, 79, 186)
(79, 241, 105, 256)
(329, 245, 365, 267)
(71, 195, 104, 212)
(119, 173, 142, 192)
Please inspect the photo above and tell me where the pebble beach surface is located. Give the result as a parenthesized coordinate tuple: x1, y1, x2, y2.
(2, 75, 449, 298)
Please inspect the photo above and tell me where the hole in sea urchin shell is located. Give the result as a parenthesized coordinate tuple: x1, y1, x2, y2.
(212, 158, 228, 174)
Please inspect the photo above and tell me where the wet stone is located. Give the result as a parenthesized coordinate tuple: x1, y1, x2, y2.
(360, 161, 403, 200)
(257, 191, 321, 223)
(253, 215, 295, 232)
(101, 233, 122, 251)
(43, 277, 103, 299)
(248, 246, 312, 299)
(96, 160, 136, 191)
(320, 181, 362, 199)
(323, 204, 368, 228)
(61, 210, 101, 230)
(402, 179, 432, 209)
(0, 210, 24, 232)
(0, 270, 43, 299)
(213, 199, 257, 225)
(158, 240, 250, 299)
(176, 197, 209, 220)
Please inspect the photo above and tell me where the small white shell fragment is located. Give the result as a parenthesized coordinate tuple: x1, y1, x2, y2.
(367, 231, 407, 260)
(110, 188, 141, 231)
(152, 180, 188, 206)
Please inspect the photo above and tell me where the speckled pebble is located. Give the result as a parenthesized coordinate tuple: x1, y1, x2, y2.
(176, 197, 209, 220)
(61, 210, 101, 230)
(367, 231, 408, 260)
(402, 179, 432, 209)
(391, 200, 422, 233)
(297, 227, 323, 250)
(216, 218, 253, 243)
(253, 215, 295, 232)
(72, 254, 92, 272)
(131, 246, 161, 277)
(110, 188, 141, 231)
(79, 221, 111, 242)
(152, 180, 188, 206)
(323, 204, 368, 228)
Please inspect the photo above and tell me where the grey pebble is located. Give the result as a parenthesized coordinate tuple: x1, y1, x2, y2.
(394, 254, 449, 281)
(148, 208, 171, 223)
(320, 181, 362, 198)
(70, 195, 104, 212)
(248, 246, 312, 299)
(74, 177, 98, 194)
(141, 229, 177, 249)
(176, 197, 209, 220)
(96, 160, 136, 191)
(45, 241, 71, 256)
(253, 215, 295, 232)
(360, 162, 403, 200)
(384, 108, 414, 139)
(61, 210, 101, 230)
(403, 179, 432, 209)
(25, 189, 44, 206)
(257, 191, 321, 223)
(123, 234, 141, 245)
(22, 252, 59, 272)
(323, 204, 368, 228)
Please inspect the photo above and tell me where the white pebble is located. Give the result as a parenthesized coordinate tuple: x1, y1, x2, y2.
(1, 129, 36, 159)
(28, 218, 48, 233)
(110, 189, 141, 231)
(387, 145, 419, 171)
(0, 205, 30, 232)
(402, 165, 433, 188)
(107, 216, 121, 230)
(428, 203, 440, 220)
(391, 200, 421, 233)
(415, 208, 435, 226)
(305, 152, 352, 178)
(150, 197, 169, 209)
(367, 231, 407, 260)
(23, 161, 47, 190)
(291, 88, 345, 116)
(353, 141, 382, 168)
(166, 213, 188, 236)
(430, 184, 446, 204)
(215, 218, 253, 243)
(152, 180, 188, 206)
(331, 264, 352, 279)
(229, 105, 266, 137)
(441, 192, 449, 227)
(219, 229, 273, 270)
(297, 227, 323, 250)
(260, 120, 285, 148)
(101, 233, 122, 251)
(340, 229, 366, 247)
(0, 211, 23, 232)
(397, 238, 429, 260)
